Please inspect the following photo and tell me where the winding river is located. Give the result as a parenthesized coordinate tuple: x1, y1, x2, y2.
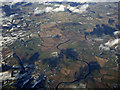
(55, 58, 91, 89)
(55, 39, 91, 89)
(56, 39, 71, 50)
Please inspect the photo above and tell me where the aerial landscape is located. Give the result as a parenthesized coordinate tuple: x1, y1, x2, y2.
(0, 0, 120, 89)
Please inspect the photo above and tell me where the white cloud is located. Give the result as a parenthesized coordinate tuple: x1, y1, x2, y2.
(73, 9, 80, 13)
(34, 3, 88, 14)
(99, 31, 120, 51)
(45, 7, 53, 12)
(105, 39, 120, 47)
(99, 44, 110, 51)
(72, 4, 89, 13)
(79, 4, 89, 11)
(53, 5, 65, 12)
(99, 38, 120, 51)
(0, 0, 24, 2)
(67, 6, 76, 11)
(34, 8, 45, 14)
(114, 31, 120, 37)
(37, 0, 119, 2)
(34, 5, 66, 14)
(67, 4, 89, 13)
(54, 4, 61, 7)
(2, 0, 118, 14)
(0, 0, 119, 2)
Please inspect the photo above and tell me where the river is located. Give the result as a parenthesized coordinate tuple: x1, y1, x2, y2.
(55, 39, 91, 89)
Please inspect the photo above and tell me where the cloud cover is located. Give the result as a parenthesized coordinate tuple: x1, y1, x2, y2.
(99, 31, 120, 51)
(34, 5, 66, 14)
(53, 5, 65, 12)
(0, 0, 119, 2)
(33, 3, 89, 14)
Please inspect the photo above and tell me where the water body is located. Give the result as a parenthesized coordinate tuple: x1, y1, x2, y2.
(55, 39, 100, 89)
(56, 60, 100, 89)
(56, 39, 71, 50)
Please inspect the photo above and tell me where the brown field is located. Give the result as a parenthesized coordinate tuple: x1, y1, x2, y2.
(95, 56, 108, 67)
(103, 75, 115, 80)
